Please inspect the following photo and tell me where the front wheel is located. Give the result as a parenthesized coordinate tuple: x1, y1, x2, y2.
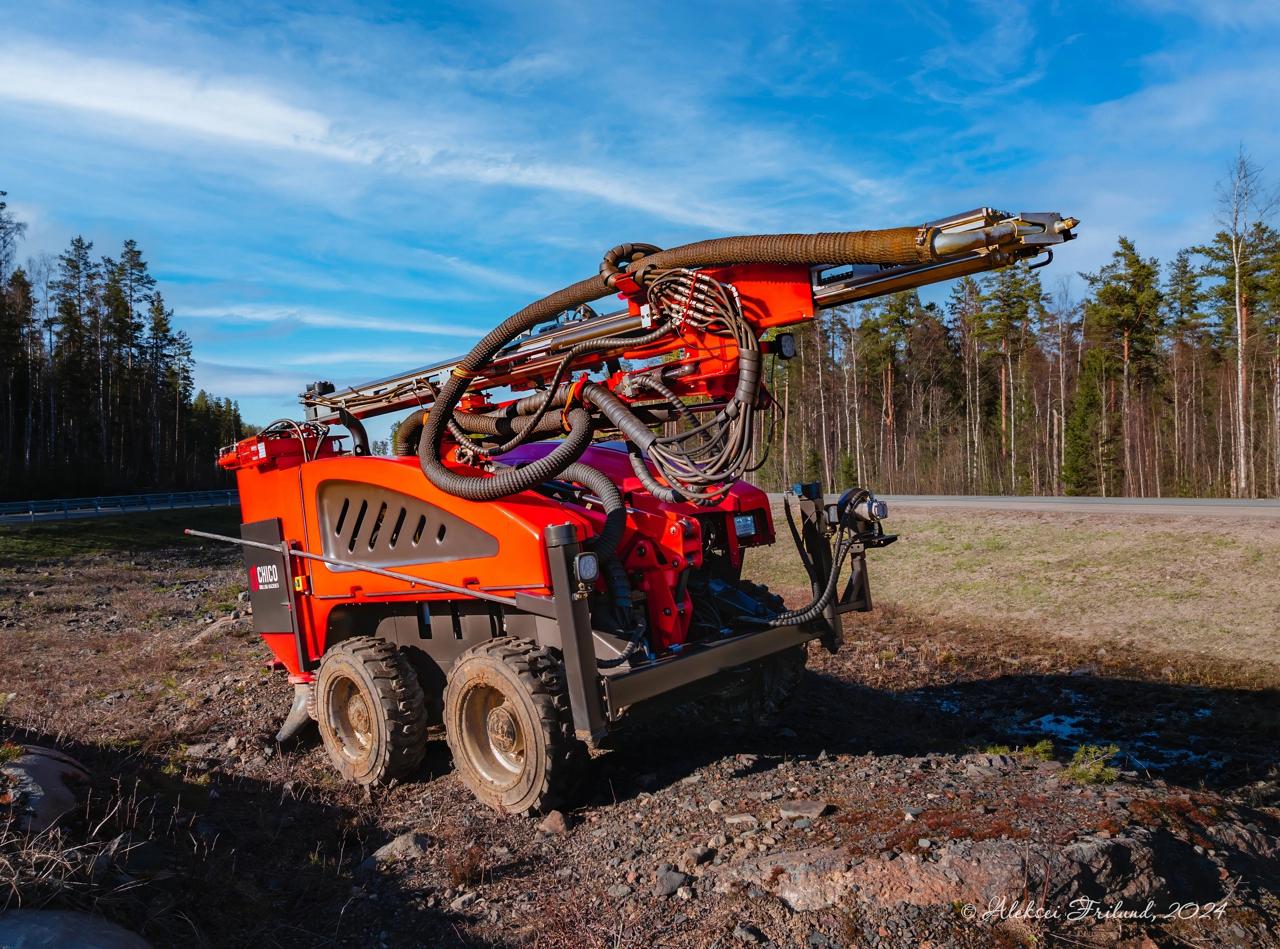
(443, 638, 584, 814)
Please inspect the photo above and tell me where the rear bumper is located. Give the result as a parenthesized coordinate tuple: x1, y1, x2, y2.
(600, 621, 817, 717)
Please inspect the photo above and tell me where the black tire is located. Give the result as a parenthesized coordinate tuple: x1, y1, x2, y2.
(314, 636, 429, 785)
(443, 637, 584, 815)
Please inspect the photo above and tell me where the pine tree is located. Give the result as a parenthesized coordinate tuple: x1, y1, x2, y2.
(1081, 238, 1163, 495)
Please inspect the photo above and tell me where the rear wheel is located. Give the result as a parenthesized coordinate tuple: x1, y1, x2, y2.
(687, 643, 808, 728)
(314, 637, 428, 785)
(444, 637, 584, 814)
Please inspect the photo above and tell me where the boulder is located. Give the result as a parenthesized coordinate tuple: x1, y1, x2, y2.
(0, 746, 90, 832)
(0, 909, 149, 948)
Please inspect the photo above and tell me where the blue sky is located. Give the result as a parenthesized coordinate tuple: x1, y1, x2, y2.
(3, 0, 1279, 437)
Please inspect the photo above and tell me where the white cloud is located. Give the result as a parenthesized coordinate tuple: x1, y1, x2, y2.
(1133, 0, 1280, 27)
(276, 347, 457, 367)
(193, 361, 308, 399)
(181, 303, 483, 338)
(0, 43, 372, 161)
(0, 40, 762, 231)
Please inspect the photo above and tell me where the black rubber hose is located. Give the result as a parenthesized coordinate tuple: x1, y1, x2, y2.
(420, 225, 942, 500)
(336, 408, 370, 456)
(619, 228, 937, 288)
(481, 321, 674, 455)
(558, 462, 625, 560)
(393, 406, 567, 456)
(763, 537, 856, 628)
(628, 446, 685, 504)
(418, 405, 595, 501)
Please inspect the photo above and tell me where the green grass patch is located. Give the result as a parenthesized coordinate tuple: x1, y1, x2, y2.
(0, 741, 24, 764)
(976, 738, 1055, 761)
(0, 506, 241, 565)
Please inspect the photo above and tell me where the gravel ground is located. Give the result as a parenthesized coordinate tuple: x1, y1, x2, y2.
(0, 517, 1277, 947)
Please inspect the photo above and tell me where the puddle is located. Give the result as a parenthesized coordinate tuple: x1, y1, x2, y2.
(1018, 713, 1085, 740)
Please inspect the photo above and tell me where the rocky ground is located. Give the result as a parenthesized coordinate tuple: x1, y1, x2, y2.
(0, 510, 1278, 947)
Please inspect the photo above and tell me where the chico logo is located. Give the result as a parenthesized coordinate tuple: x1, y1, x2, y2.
(250, 563, 280, 591)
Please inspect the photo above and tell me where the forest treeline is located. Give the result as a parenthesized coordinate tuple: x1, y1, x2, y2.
(0, 192, 251, 500)
(754, 152, 1280, 499)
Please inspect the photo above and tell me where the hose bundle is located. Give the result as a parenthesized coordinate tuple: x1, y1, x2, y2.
(409, 226, 939, 655)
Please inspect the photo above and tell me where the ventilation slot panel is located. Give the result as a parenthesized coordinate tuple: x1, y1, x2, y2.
(389, 508, 407, 548)
(347, 500, 368, 553)
(368, 502, 388, 550)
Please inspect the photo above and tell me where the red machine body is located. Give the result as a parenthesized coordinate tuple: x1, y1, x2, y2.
(204, 207, 1077, 815)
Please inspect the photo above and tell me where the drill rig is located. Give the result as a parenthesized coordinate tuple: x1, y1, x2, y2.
(199, 208, 1077, 814)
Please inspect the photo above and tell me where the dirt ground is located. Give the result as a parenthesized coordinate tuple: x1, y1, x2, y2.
(0, 508, 1277, 948)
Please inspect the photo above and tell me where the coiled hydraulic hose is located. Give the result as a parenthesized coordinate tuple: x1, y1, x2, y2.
(393, 405, 565, 456)
(762, 536, 857, 628)
(417, 224, 944, 504)
(418, 405, 596, 501)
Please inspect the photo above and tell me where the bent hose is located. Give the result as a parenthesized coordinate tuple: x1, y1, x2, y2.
(417, 406, 595, 501)
(336, 408, 370, 456)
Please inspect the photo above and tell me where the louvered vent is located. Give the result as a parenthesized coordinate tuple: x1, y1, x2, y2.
(317, 481, 498, 571)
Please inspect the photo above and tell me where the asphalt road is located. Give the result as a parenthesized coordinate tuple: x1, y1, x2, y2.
(769, 493, 1280, 519)
(6, 492, 1278, 526)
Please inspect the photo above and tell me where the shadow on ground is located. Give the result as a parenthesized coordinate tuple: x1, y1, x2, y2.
(0, 722, 496, 949)
(586, 661, 1279, 806)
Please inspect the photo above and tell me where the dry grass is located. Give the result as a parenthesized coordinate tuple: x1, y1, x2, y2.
(753, 503, 1280, 677)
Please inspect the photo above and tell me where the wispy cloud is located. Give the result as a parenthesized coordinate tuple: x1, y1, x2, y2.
(181, 303, 483, 337)
(1132, 0, 1280, 28)
(0, 42, 372, 161)
(0, 39, 762, 230)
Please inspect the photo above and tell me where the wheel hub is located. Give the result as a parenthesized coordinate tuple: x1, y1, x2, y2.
(486, 705, 518, 753)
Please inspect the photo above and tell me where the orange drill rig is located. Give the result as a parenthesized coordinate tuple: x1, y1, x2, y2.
(195, 208, 1077, 814)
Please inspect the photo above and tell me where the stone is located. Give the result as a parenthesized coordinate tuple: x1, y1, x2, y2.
(449, 891, 477, 912)
(724, 813, 758, 827)
(719, 847, 854, 911)
(654, 869, 689, 897)
(537, 809, 572, 835)
(678, 846, 715, 872)
(0, 746, 91, 832)
(732, 921, 768, 944)
(676, 884, 694, 901)
(607, 883, 633, 899)
(0, 910, 150, 948)
(779, 800, 830, 821)
(184, 743, 216, 758)
(707, 799, 724, 813)
(372, 832, 431, 864)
